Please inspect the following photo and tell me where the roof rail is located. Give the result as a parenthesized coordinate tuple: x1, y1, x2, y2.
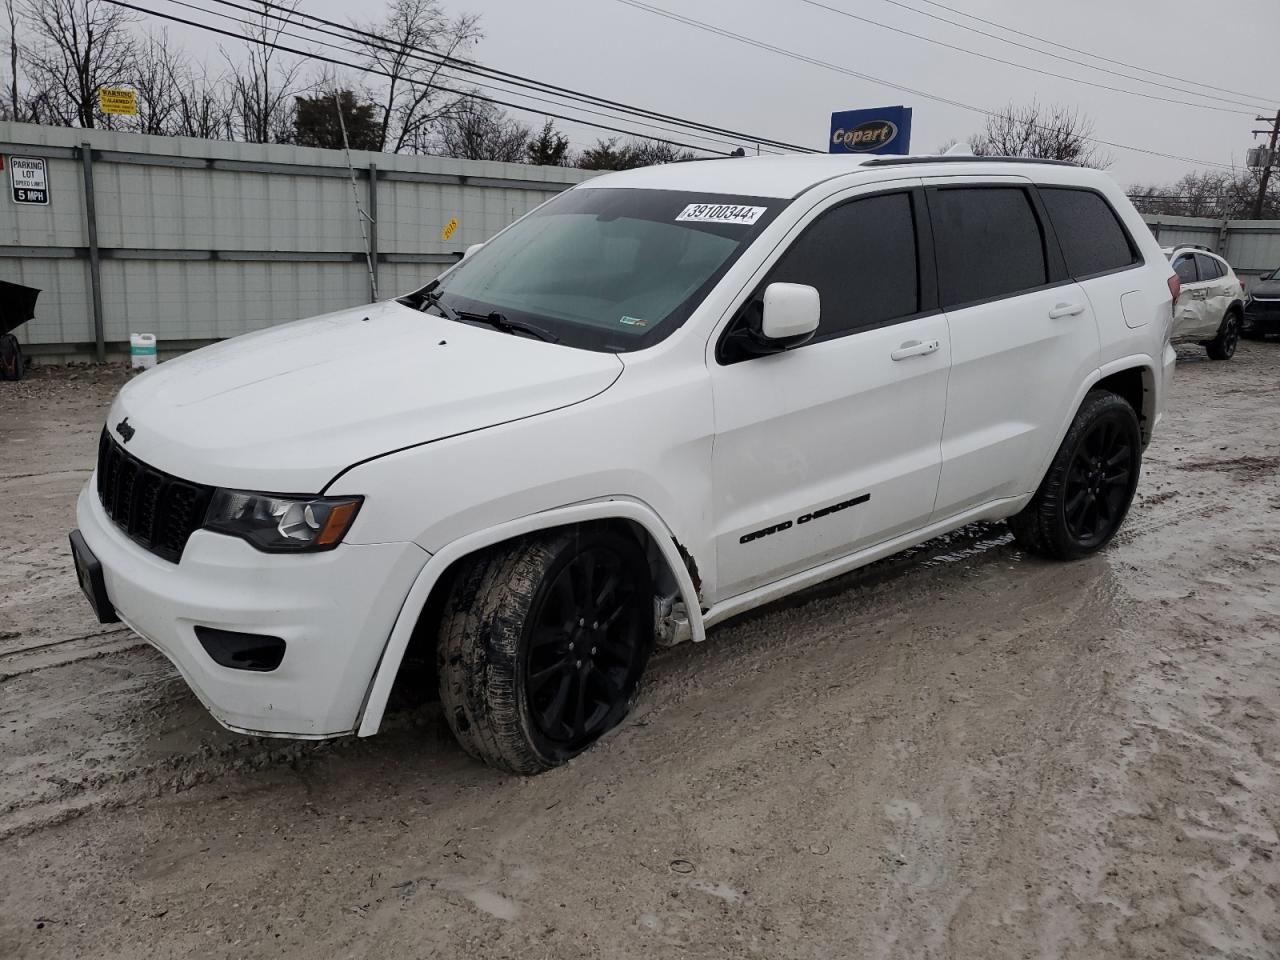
(863, 155, 1079, 168)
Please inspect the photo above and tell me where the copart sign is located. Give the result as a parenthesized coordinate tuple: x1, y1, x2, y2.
(828, 106, 913, 156)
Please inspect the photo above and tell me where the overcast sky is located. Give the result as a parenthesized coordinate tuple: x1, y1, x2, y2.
(179, 0, 1278, 186)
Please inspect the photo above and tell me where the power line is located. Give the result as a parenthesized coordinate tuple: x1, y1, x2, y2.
(198, 0, 820, 155)
(883, 0, 1278, 107)
(106, 0, 753, 157)
(156, 0, 778, 156)
(793, 0, 1268, 115)
(610, 0, 1238, 170)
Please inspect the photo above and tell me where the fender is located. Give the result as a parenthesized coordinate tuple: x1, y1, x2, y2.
(355, 496, 706, 737)
(1032, 353, 1159, 488)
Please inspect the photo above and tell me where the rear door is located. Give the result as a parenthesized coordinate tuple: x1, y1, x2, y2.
(1195, 253, 1230, 334)
(708, 185, 950, 600)
(924, 178, 1101, 517)
(1171, 253, 1207, 338)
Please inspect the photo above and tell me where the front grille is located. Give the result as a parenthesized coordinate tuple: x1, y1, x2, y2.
(95, 430, 214, 562)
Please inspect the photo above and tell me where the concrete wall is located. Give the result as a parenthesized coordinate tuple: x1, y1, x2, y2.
(0, 122, 596, 358)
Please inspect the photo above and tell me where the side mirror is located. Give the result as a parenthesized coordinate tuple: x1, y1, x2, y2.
(462, 242, 485, 260)
(760, 282, 820, 343)
(721, 282, 821, 362)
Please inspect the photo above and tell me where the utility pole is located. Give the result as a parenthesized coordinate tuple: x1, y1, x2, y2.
(1251, 109, 1280, 220)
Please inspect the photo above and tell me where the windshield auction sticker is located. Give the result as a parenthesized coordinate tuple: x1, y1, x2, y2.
(675, 203, 766, 225)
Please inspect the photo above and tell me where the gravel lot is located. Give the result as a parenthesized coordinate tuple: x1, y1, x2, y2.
(2, 344, 1279, 959)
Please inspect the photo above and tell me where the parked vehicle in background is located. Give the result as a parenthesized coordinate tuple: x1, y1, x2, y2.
(1164, 247, 1247, 359)
(1243, 265, 1280, 339)
(71, 155, 1177, 774)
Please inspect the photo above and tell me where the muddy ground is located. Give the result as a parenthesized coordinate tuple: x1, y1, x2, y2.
(2, 344, 1279, 959)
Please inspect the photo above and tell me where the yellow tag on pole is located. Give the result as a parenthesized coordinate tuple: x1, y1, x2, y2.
(441, 217, 459, 242)
(98, 88, 138, 116)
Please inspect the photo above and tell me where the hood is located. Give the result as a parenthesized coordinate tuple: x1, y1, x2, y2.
(108, 301, 623, 492)
(1250, 279, 1280, 299)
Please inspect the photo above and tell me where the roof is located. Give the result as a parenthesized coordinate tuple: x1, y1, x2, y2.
(575, 153, 1092, 200)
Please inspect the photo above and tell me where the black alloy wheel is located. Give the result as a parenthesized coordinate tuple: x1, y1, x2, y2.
(438, 527, 654, 774)
(1061, 415, 1136, 549)
(1206, 312, 1240, 360)
(524, 545, 647, 747)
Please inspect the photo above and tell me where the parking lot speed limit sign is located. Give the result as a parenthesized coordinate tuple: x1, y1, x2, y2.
(8, 156, 49, 205)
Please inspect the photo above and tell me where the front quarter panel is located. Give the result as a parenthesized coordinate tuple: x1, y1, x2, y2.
(328, 355, 718, 593)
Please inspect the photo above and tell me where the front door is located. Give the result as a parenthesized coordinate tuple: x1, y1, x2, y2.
(1171, 252, 1208, 339)
(1195, 253, 1230, 336)
(708, 187, 950, 602)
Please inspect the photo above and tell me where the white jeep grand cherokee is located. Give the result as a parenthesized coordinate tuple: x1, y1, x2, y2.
(71, 155, 1178, 773)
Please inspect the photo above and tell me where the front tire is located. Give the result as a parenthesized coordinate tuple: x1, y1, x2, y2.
(1008, 390, 1141, 561)
(438, 527, 654, 774)
(1205, 309, 1240, 360)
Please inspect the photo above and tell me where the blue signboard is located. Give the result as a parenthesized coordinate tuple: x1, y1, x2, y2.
(829, 106, 913, 155)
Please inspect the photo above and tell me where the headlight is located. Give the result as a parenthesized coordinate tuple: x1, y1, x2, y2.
(204, 490, 363, 552)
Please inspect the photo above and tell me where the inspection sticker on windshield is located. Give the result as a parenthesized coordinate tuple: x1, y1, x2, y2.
(675, 203, 766, 225)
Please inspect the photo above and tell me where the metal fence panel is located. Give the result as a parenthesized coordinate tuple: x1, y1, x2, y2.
(6, 124, 1280, 358)
(0, 122, 594, 355)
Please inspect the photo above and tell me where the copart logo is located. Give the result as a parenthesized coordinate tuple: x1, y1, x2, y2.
(831, 120, 898, 152)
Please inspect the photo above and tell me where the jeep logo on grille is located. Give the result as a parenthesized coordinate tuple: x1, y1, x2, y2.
(831, 120, 898, 152)
(115, 418, 135, 443)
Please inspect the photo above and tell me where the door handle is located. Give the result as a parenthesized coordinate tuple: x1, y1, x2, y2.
(1048, 302, 1086, 319)
(890, 339, 940, 361)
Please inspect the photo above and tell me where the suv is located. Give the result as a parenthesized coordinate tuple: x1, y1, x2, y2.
(70, 156, 1177, 773)
(1243, 265, 1280, 339)
(1165, 246, 1246, 358)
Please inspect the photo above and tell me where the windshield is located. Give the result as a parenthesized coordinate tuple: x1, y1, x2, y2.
(424, 187, 787, 351)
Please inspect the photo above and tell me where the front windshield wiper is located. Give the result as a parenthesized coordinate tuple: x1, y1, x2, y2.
(456, 309, 560, 344)
(415, 284, 460, 323)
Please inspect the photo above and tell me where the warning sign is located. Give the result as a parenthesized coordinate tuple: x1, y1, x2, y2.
(441, 217, 459, 241)
(98, 87, 138, 116)
(8, 156, 49, 205)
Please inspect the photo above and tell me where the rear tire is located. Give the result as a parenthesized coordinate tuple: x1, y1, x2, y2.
(1205, 309, 1240, 360)
(0, 334, 23, 381)
(438, 527, 654, 774)
(1008, 390, 1141, 561)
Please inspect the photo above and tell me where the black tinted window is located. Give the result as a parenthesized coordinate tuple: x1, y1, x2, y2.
(1173, 256, 1197, 283)
(767, 192, 919, 339)
(929, 188, 1047, 307)
(1195, 254, 1223, 280)
(1040, 188, 1138, 277)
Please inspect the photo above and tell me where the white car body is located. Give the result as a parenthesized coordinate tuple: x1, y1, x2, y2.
(74, 155, 1178, 741)
(1165, 246, 1247, 344)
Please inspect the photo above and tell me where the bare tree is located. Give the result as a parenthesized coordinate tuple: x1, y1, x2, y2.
(354, 0, 480, 153)
(127, 29, 185, 135)
(4, 0, 18, 119)
(173, 64, 234, 139)
(1128, 169, 1279, 220)
(969, 101, 1112, 169)
(577, 136, 695, 170)
(20, 0, 136, 128)
(435, 96, 529, 161)
(224, 0, 306, 143)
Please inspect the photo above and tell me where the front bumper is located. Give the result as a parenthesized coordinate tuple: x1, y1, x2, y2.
(1244, 300, 1280, 334)
(75, 483, 429, 738)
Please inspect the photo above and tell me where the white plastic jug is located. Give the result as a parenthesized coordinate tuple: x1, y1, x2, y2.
(130, 333, 157, 370)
